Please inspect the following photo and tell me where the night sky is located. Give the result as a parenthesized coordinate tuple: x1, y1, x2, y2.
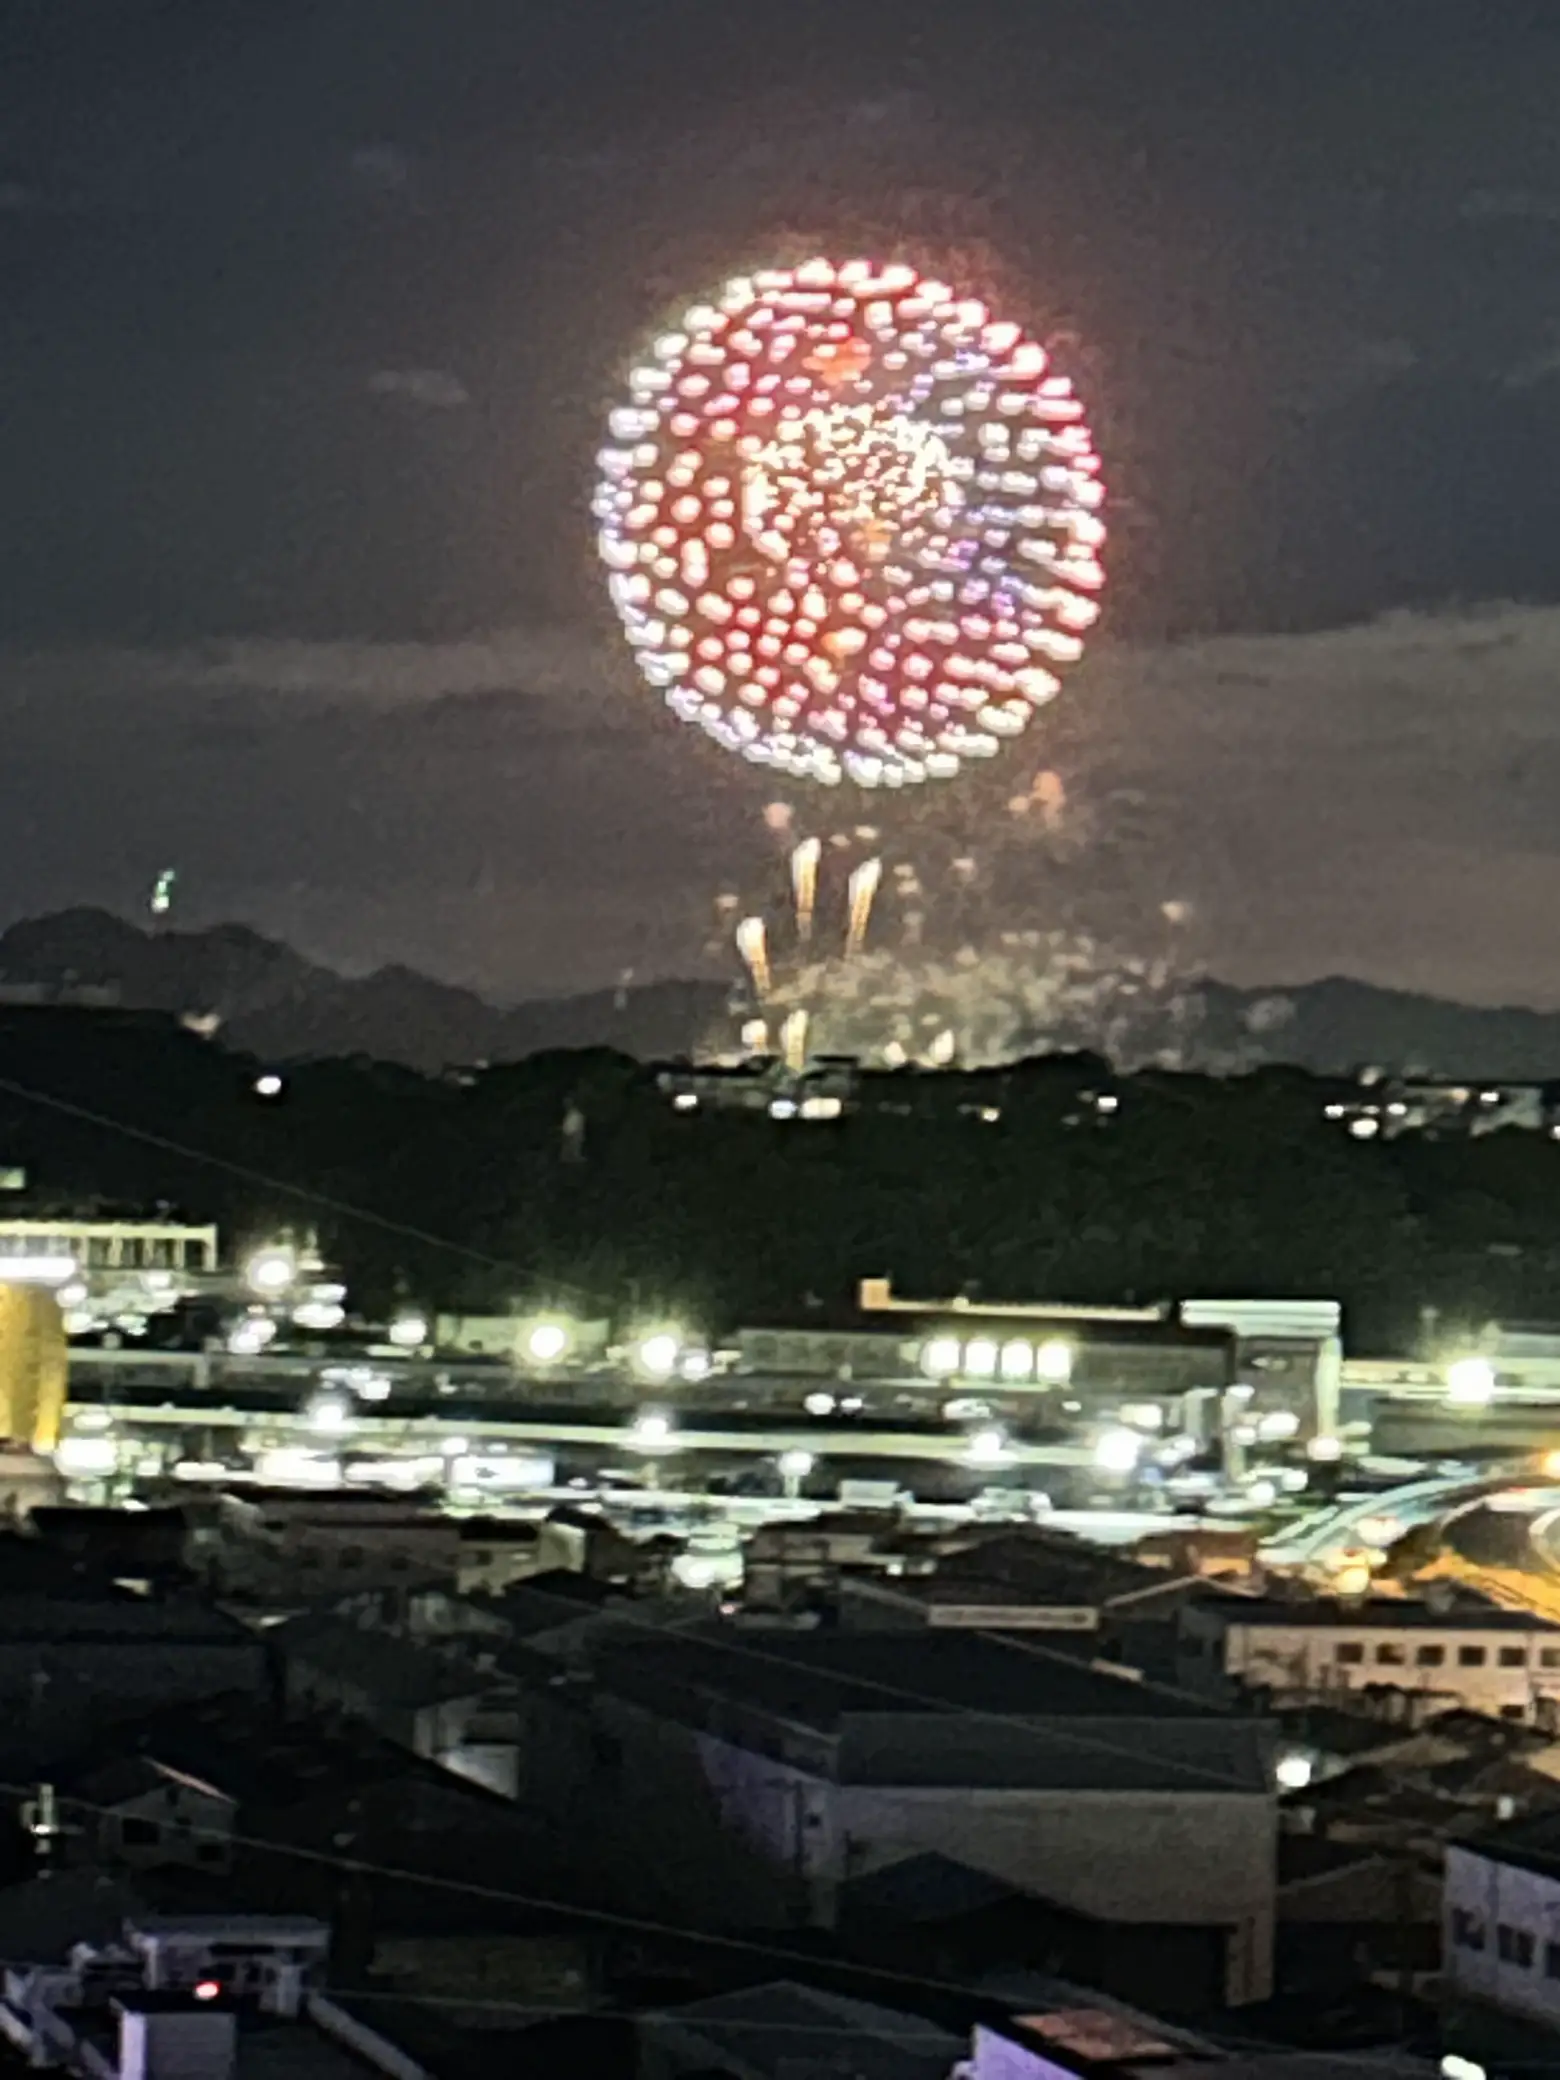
(5, 1, 1560, 1005)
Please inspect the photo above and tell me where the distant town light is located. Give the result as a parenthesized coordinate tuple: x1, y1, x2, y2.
(227, 1315, 277, 1357)
(1446, 1356, 1496, 1406)
(920, 1335, 962, 1380)
(963, 1338, 998, 1380)
(672, 1091, 699, 1113)
(1035, 1338, 1073, 1384)
(526, 1319, 572, 1364)
(1348, 1116, 1380, 1141)
(966, 1425, 1008, 1466)
(1000, 1339, 1034, 1382)
(245, 1246, 296, 1297)
(253, 1073, 284, 1099)
(387, 1314, 428, 1349)
(292, 1302, 346, 1332)
(1094, 1428, 1141, 1475)
(54, 1435, 117, 1477)
(1275, 1752, 1313, 1791)
(635, 1331, 682, 1380)
(0, 1254, 78, 1288)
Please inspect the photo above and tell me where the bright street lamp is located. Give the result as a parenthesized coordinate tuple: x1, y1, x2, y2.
(1446, 1356, 1496, 1406)
(967, 1425, 1008, 1467)
(629, 1409, 675, 1450)
(634, 1332, 681, 1380)
(526, 1319, 572, 1364)
(1094, 1428, 1142, 1475)
(245, 1247, 296, 1297)
(778, 1448, 815, 1496)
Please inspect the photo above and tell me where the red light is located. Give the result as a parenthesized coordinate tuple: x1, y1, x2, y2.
(193, 1981, 221, 2002)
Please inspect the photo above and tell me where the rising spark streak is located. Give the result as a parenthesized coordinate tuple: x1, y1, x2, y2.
(790, 838, 822, 944)
(780, 1008, 810, 1072)
(844, 858, 882, 960)
(735, 915, 772, 999)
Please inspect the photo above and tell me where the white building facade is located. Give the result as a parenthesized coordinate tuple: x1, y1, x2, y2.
(1178, 1597, 1560, 1723)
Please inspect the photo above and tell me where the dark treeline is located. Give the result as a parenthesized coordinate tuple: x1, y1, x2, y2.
(0, 1008, 1553, 1353)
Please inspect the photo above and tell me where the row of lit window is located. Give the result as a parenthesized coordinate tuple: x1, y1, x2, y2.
(920, 1335, 1072, 1384)
(1333, 1640, 1560, 1670)
(1451, 1911, 1560, 1977)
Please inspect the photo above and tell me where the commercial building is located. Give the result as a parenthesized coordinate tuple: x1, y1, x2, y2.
(1177, 1592, 1560, 1722)
(589, 1625, 1278, 2004)
(1445, 1811, 1560, 2034)
(0, 1911, 423, 2080)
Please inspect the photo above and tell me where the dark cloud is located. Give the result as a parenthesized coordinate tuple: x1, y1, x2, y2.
(4, 3, 1560, 1002)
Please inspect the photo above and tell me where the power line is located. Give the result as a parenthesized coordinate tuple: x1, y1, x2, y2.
(0, 1070, 611, 1313)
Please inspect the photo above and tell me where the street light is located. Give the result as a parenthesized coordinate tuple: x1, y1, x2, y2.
(778, 1448, 815, 1497)
(629, 1409, 675, 1450)
(245, 1247, 296, 1297)
(388, 1314, 428, 1350)
(1094, 1428, 1142, 1475)
(920, 1335, 962, 1380)
(634, 1332, 682, 1380)
(967, 1425, 1009, 1467)
(526, 1319, 572, 1364)
(1446, 1356, 1496, 1407)
(1035, 1338, 1072, 1384)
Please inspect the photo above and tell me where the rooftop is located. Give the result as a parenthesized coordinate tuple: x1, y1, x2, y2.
(593, 1628, 1272, 1791)
(1193, 1593, 1560, 1632)
(273, 1614, 492, 1709)
(1456, 1807, 1560, 1881)
(646, 1978, 962, 2080)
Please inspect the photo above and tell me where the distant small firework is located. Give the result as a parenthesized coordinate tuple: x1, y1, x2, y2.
(595, 257, 1105, 789)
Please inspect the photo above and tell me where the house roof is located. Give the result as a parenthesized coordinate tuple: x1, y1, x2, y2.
(273, 1615, 489, 1709)
(1457, 1808, 1560, 1880)
(646, 1978, 962, 2080)
(594, 1629, 1272, 1792)
(1194, 1593, 1560, 1632)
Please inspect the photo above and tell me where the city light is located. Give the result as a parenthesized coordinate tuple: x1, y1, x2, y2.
(292, 1301, 346, 1332)
(1000, 1340, 1034, 1382)
(963, 1338, 998, 1380)
(803, 1391, 837, 1416)
(920, 1336, 961, 1380)
(305, 1394, 352, 1434)
(227, 1316, 277, 1357)
(525, 1319, 572, 1364)
(1094, 1428, 1142, 1475)
(1307, 1433, 1344, 1462)
(967, 1425, 1009, 1466)
(387, 1314, 428, 1349)
(253, 1074, 284, 1098)
(54, 1435, 117, 1477)
(1274, 1753, 1313, 1791)
(0, 1255, 78, 1287)
(629, 1409, 675, 1449)
(1035, 1338, 1073, 1384)
(778, 1448, 815, 1495)
(634, 1331, 682, 1379)
(1446, 1355, 1496, 1406)
(245, 1246, 296, 1297)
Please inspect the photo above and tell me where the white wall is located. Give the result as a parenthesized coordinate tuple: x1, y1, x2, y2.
(684, 1730, 1275, 2001)
(1180, 1607, 1560, 1721)
(1445, 1843, 1560, 2027)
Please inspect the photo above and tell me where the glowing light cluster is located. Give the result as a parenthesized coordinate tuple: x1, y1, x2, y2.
(595, 259, 1106, 789)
